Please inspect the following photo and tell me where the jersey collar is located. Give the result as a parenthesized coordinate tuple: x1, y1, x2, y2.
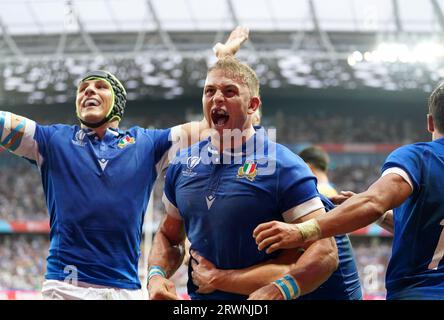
(206, 126, 268, 158)
(82, 127, 123, 142)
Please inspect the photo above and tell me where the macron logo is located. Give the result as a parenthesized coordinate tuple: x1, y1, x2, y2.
(206, 194, 216, 210)
(98, 159, 109, 171)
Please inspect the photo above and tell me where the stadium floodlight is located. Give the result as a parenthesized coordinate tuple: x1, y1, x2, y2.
(413, 42, 444, 63)
(350, 41, 444, 65)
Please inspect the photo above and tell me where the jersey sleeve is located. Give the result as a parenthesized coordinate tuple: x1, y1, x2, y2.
(277, 150, 323, 221)
(0, 111, 40, 163)
(381, 144, 423, 193)
(144, 128, 173, 175)
(163, 161, 183, 219)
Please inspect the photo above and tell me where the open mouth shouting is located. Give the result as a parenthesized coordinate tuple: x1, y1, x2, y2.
(83, 98, 101, 109)
(211, 108, 230, 128)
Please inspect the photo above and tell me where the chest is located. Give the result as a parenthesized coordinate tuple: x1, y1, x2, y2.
(174, 163, 279, 225)
(47, 132, 154, 182)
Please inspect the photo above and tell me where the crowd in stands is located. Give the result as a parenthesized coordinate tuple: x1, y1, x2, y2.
(329, 163, 381, 193)
(267, 112, 428, 144)
(0, 235, 47, 291)
(349, 238, 392, 299)
(0, 161, 47, 221)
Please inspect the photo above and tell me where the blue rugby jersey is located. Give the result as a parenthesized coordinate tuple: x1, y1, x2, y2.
(300, 195, 362, 300)
(164, 128, 324, 300)
(16, 122, 171, 289)
(381, 138, 444, 300)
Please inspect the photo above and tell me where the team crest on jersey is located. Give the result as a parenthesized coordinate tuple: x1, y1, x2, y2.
(72, 130, 87, 147)
(237, 161, 257, 182)
(182, 156, 201, 177)
(118, 136, 135, 149)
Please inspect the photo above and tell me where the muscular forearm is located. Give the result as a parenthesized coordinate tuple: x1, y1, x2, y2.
(288, 238, 338, 295)
(212, 237, 337, 296)
(148, 230, 184, 278)
(317, 190, 388, 239)
(315, 175, 411, 239)
(211, 249, 304, 296)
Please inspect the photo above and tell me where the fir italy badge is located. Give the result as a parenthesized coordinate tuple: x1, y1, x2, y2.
(118, 136, 135, 149)
(237, 161, 257, 182)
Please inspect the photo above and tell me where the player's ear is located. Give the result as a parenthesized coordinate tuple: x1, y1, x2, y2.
(427, 114, 435, 134)
(248, 97, 261, 114)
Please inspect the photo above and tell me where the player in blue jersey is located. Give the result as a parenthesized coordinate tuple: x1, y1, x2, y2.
(147, 57, 339, 300)
(0, 27, 249, 300)
(254, 83, 444, 300)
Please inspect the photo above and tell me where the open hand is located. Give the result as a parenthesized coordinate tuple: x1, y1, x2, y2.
(213, 26, 249, 58)
(190, 250, 220, 294)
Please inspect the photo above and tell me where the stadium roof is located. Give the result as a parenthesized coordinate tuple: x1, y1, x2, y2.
(0, 0, 442, 106)
(0, 0, 441, 35)
(1, 0, 443, 57)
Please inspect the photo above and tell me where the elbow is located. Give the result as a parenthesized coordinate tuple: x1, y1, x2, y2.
(365, 192, 389, 222)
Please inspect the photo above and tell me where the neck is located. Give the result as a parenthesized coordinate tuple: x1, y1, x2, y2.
(211, 126, 256, 152)
(433, 131, 444, 140)
(313, 170, 329, 184)
(81, 120, 119, 139)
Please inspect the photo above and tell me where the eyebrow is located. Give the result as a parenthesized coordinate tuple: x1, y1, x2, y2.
(204, 84, 239, 89)
(78, 79, 109, 90)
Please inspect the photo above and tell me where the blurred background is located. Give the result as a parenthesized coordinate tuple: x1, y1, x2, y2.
(0, 0, 440, 299)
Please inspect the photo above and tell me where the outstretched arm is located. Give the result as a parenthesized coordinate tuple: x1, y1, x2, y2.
(330, 190, 394, 233)
(190, 208, 338, 298)
(254, 174, 411, 251)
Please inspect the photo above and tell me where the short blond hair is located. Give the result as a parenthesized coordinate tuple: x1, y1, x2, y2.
(208, 57, 260, 97)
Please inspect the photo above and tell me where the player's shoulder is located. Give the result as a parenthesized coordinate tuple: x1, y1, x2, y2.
(129, 125, 171, 135)
(273, 142, 307, 167)
(40, 123, 75, 130)
(391, 141, 435, 159)
(171, 139, 208, 167)
(37, 123, 78, 135)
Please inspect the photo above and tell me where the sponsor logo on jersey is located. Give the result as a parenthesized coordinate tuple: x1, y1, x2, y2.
(182, 156, 201, 177)
(237, 160, 257, 182)
(117, 136, 135, 149)
(72, 130, 87, 147)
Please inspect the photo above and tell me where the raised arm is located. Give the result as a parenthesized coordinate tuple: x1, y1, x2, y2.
(0, 111, 39, 161)
(213, 26, 249, 59)
(190, 207, 338, 299)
